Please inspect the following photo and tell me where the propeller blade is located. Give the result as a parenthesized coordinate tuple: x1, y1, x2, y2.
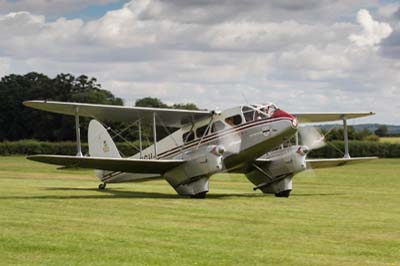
(217, 123, 242, 154)
(298, 126, 326, 151)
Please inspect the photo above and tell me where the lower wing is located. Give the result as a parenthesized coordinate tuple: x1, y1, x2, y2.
(306, 157, 378, 169)
(27, 155, 184, 174)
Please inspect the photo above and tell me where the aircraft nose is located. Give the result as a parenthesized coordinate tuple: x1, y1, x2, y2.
(271, 109, 298, 128)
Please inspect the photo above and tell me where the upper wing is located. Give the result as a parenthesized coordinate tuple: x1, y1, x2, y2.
(27, 155, 184, 174)
(306, 157, 378, 169)
(23, 100, 211, 127)
(292, 112, 375, 123)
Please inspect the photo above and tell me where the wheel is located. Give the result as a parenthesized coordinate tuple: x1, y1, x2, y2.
(190, 192, 207, 199)
(275, 190, 291, 198)
(98, 183, 106, 190)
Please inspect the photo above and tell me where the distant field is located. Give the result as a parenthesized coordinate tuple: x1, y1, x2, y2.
(380, 137, 400, 143)
(0, 156, 399, 266)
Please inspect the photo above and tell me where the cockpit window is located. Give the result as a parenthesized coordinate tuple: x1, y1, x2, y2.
(255, 108, 268, 120)
(211, 121, 226, 133)
(242, 104, 278, 122)
(264, 104, 277, 117)
(225, 115, 242, 126)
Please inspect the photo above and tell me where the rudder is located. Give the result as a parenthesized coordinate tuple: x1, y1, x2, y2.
(88, 119, 121, 158)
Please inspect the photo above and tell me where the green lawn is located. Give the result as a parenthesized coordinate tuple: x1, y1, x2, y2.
(380, 137, 400, 144)
(0, 157, 399, 266)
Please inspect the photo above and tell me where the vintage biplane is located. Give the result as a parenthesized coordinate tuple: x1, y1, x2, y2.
(23, 100, 376, 198)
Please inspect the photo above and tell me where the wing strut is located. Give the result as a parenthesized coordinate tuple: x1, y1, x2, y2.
(343, 117, 350, 158)
(138, 119, 143, 158)
(153, 112, 157, 158)
(74, 107, 83, 157)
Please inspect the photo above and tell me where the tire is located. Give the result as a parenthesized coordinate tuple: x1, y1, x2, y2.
(275, 190, 291, 198)
(190, 192, 207, 199)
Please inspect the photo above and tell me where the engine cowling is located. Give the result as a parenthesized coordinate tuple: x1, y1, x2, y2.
(264, 145, 307, 177)
(164, 145, 225, 196)
(245, 145, 308, 196)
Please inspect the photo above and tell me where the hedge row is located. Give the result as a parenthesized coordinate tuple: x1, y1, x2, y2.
(0, 140, 139, 156)
(1, 140, 400, 158)
(308, 140, 400, 158)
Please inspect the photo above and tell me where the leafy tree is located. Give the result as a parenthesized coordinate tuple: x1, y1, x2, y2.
(375, 125, 388, 137)
(172, 103, 199, 110)
(133, 97, 199, 141)
(323, 127, 354, 141)
(321, 126, 379, 142)
(0, 75, 201, 143)
(357, 128, 372, 141)
(135, 97, 169, 108)
(135, 97, 199, 110)
(0, 72, 123, 141)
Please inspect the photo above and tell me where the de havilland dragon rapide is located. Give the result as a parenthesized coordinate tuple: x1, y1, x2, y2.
(23, 100, 376, 198)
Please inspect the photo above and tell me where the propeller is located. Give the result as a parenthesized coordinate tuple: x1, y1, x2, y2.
(211, 122, 241, 178)
(217, 122, 242, 155)
(208, 108, 242, 155)
(298, 126, 326, 152)
(297, 126, 326, 177)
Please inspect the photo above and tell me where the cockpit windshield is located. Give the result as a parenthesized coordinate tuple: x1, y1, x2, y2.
(241, 103, 278, 122)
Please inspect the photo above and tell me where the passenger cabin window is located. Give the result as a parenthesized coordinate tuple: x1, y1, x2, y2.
(196, 125, 209, 138)
(225, 114, 242, 126)
(182, 131, 195, 142)
(242, 106, 255, 122)
(211, 121, 226, 133)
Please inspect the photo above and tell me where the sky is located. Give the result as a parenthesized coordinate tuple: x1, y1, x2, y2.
(0, 0, 399, 124)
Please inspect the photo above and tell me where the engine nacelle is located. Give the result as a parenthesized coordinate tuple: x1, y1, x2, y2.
(164, 145, 224, 196)
(264, 145, 307, 177)
(245, 145, 307, 197)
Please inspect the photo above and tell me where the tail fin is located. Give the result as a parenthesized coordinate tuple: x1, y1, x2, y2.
(88, 119, 121, 158)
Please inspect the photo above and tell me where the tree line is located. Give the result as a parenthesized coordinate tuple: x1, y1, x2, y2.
(0, 72, 385, 143)
(0, 72, 198, 142)
(321, 127, 380, 142)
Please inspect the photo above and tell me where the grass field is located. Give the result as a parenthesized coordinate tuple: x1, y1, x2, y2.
(380, 137, 400, 144)
(0, 157, 399, 266)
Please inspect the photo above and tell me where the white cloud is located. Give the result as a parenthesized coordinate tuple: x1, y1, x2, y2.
(0, 1, 399, 123)
(350, 9, 392, 47)
(0, 57, 10, 76)
(279, 45, 351, 71)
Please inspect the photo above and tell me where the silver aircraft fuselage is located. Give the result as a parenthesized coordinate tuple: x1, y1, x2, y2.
(102, 105, 298, 185)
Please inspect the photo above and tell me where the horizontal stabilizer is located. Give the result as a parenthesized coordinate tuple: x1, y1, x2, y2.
(306, 157, 378, 169)
(28, 155, 184, 174)
(292, 112, 375, 123)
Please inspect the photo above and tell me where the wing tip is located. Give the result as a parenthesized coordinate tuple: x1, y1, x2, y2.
(26, 154, 44, 163)
(22, 100, 34, 107)
(23, 100, 46, 108)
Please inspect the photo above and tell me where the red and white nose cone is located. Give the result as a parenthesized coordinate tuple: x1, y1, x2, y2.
(271, 109, 297, 127)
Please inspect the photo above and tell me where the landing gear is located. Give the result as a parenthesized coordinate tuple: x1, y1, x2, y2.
(98, 183, 107, 190)
(275, 190, 291, 198)
(190, 192, 207, 199)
